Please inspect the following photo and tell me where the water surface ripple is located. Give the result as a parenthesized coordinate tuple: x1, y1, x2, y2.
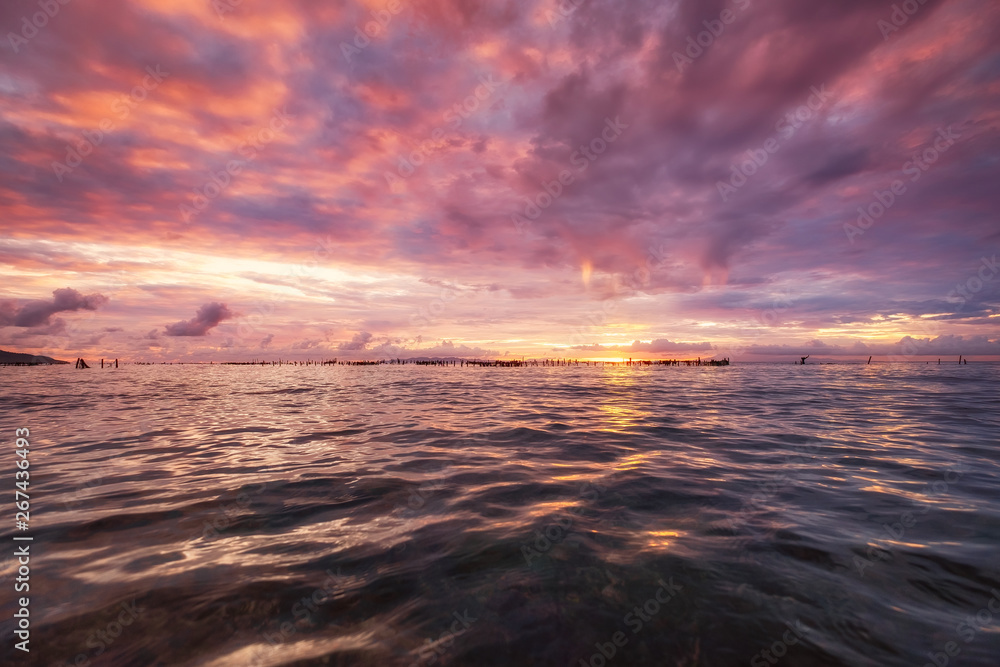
(1, 363, 998, 666)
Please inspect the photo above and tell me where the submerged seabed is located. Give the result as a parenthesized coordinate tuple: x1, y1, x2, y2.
(0, 363, 998, 666)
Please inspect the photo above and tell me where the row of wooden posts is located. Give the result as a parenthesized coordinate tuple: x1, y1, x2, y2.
(865, 356, 969, 365)
(222, 357, 730, 367)
(68, 356, 976, 368)
(74, 358, 116, 368)
(71, 357, 731, 368)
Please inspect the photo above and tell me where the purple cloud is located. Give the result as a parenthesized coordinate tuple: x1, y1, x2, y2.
(164, 302, 237, 336)
(338, 331, 373, 351)
(0, 288, 108, 328)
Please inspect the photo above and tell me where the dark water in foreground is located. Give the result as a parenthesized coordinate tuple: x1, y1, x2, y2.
(1, 363, 999, 666)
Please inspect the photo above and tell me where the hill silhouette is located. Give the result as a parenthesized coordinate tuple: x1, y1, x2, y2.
(0, 349, 69, 365)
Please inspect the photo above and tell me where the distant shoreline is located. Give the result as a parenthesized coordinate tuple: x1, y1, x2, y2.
(4, 358, 997, 367)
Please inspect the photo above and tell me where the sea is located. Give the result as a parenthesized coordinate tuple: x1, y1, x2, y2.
(0, 362, 998, 666)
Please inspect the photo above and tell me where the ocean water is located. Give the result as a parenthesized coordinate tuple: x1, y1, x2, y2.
(1, 363, 999, 667)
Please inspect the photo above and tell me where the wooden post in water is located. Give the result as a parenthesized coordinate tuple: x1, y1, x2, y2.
(867, 356, 872, 365)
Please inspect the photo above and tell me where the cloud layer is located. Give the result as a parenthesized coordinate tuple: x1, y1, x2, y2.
(0, 0, 998, 360)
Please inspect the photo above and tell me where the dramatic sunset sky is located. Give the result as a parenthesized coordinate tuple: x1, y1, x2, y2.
(1, 0, 998, 361)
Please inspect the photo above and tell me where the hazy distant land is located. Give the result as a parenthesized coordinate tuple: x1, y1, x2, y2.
(0, 348, 68, 365)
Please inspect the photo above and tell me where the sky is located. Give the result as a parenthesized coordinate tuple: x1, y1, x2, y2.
(1, 0, 999, 362)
